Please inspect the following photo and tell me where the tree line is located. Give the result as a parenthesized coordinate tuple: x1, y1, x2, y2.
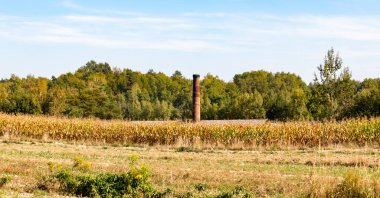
(0, 48, 379, 121)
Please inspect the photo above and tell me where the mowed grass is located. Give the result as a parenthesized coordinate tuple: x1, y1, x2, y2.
(1, 140, 380, 197)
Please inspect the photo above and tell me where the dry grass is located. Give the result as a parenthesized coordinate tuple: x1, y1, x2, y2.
(1, 140, 380, 197)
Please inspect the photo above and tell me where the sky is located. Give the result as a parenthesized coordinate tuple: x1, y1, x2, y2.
(1, 0, 380, 82)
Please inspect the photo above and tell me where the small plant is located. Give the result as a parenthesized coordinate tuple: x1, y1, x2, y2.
(175, 192, 193, 198)
(36, 175, 57, 191)
(215, 186, 251, 198)
(176, 147, 201, 153)
(194, 183, 208, 192)
(0, 175, 12, 188)
(47, 161, 62, 172)
(72, 156, 91, 172)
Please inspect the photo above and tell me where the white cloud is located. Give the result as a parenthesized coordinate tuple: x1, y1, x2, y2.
(63, 14, 195, 29)
(63, 15, 123, 23)
(2, 11, 380, 53)
(287, 15, 380, 41)
(61, 0, 82, 9)
(182, 12, 234, 18)
(0, 15, 212, 51)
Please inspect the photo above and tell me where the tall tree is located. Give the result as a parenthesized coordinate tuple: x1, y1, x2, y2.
(309, 48, 356, 120)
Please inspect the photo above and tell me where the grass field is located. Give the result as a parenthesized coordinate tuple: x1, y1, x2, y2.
(1, 141, 380, 197)
(1, 114, 380, 197)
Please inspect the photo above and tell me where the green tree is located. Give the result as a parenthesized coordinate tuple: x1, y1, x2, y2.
(76, 60, 112, 80)
(125, 84, 142, 120)
(8, 93, 42, 115)
(232, 91, 266, 119)
(233, 71, 309, 120)
(350, 78, 380, 117)
(153, 100, 173, 120)
(309, 48, 356, 120)
(201, 74, 228, 120)
(0, 84, 11, 112)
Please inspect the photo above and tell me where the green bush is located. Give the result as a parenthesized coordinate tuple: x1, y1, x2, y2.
(42, 155, 167, 198)
(55, 171, 156, 197)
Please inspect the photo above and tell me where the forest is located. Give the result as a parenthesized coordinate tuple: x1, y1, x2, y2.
(0, 48, 379, 121)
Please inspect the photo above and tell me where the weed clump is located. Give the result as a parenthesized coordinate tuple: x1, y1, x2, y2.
(72, 156, 91, 172)
(39, 155, 167, 198)
(194, 183, 208, 192)
(0, 175, 12, 188)
(327, 171, 380, 198)
(215, 186, 251, 198)
(176, 146, 201, 153)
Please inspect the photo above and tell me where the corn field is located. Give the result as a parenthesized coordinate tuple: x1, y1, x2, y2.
(0, 113, 380, 148)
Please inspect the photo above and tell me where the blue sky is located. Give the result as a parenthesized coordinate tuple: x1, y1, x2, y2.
(1, 0, 380, 82)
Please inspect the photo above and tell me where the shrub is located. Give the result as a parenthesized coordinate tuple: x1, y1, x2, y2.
(55, 171, 157, 197)
(41, 155, 167, 198)
(0, 175, 12, 188)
